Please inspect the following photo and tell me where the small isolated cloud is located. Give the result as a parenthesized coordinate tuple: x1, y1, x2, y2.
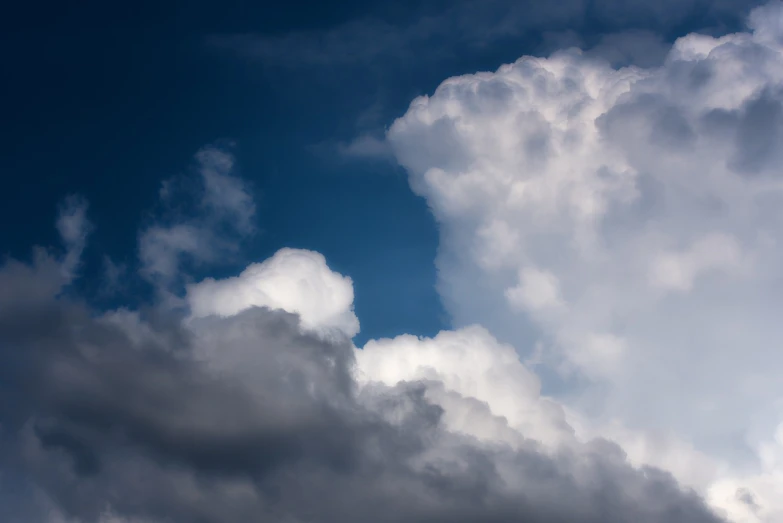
(138, 145, 256, 288)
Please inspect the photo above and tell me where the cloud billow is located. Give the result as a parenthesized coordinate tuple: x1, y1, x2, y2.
(388, 2, 783, 520)
(0, 213, 723, 523)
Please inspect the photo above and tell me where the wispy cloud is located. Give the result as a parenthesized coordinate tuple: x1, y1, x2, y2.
(56, 194, 92, 282)
(210, 0, 758, 69)
(138, 145, 256, 289)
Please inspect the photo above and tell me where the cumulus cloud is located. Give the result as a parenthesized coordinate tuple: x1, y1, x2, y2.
(138, 145, 256, 287)
(357, 326, 573, 447)
(387, 2, 783, 520)
(9, 4, 783, 519)
(186, 248, 360, 338)
(0, 210, 725, 523)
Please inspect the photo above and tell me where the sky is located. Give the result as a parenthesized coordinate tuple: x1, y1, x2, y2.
(2, 1, 783, 522)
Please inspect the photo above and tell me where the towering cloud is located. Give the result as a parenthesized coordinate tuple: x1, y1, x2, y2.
(387, 2, 783, 520)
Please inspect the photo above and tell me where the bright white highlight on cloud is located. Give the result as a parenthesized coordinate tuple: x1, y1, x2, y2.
(187, 248, 360, 338)
(383, 2, 783, 521)
(357, 326, 573, 447)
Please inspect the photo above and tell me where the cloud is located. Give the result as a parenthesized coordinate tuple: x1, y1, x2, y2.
(335, 134, 394, 161)
(212, 0, 759, 69)
(195, 146, 256, 235)
(387, 2, 783, 520)
(0, 221, 725, 523)
(138, 145, 256, 287)
(186, 247, 360, 339)
(356, 326, 573, 447)
(100, 256, 127, 295)
(540, 29, 671, 68)
(56, 195, 92, 281)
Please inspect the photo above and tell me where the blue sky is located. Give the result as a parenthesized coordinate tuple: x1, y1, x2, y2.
(0, 0, 755, 345)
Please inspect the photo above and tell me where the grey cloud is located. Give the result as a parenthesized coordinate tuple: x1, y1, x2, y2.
(727, 88, 783, 175)
(538, 30, 670, 68)
(599, 93, 696, 151)
(0, 251, 728, 523)
(588, 30, 671, 67)
(602, 74, 783, 178)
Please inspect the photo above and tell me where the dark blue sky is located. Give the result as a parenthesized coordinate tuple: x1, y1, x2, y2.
(0, 0, 757, 344)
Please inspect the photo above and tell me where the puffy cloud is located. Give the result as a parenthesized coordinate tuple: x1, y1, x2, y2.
(186, 248, 360, 338)
(388, 1, 783, 519)
(357, 326, 573, 447)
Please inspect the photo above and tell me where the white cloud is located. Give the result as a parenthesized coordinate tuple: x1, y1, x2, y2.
(648, 232, 745, 293)
(506, 267, 565, 313)
(357, 326, 574, 448)
(387, 2, 783, 519)
(187, 248, 360, 339)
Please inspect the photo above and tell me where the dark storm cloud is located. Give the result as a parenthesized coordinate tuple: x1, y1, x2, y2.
(0, 253, 727, 523)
